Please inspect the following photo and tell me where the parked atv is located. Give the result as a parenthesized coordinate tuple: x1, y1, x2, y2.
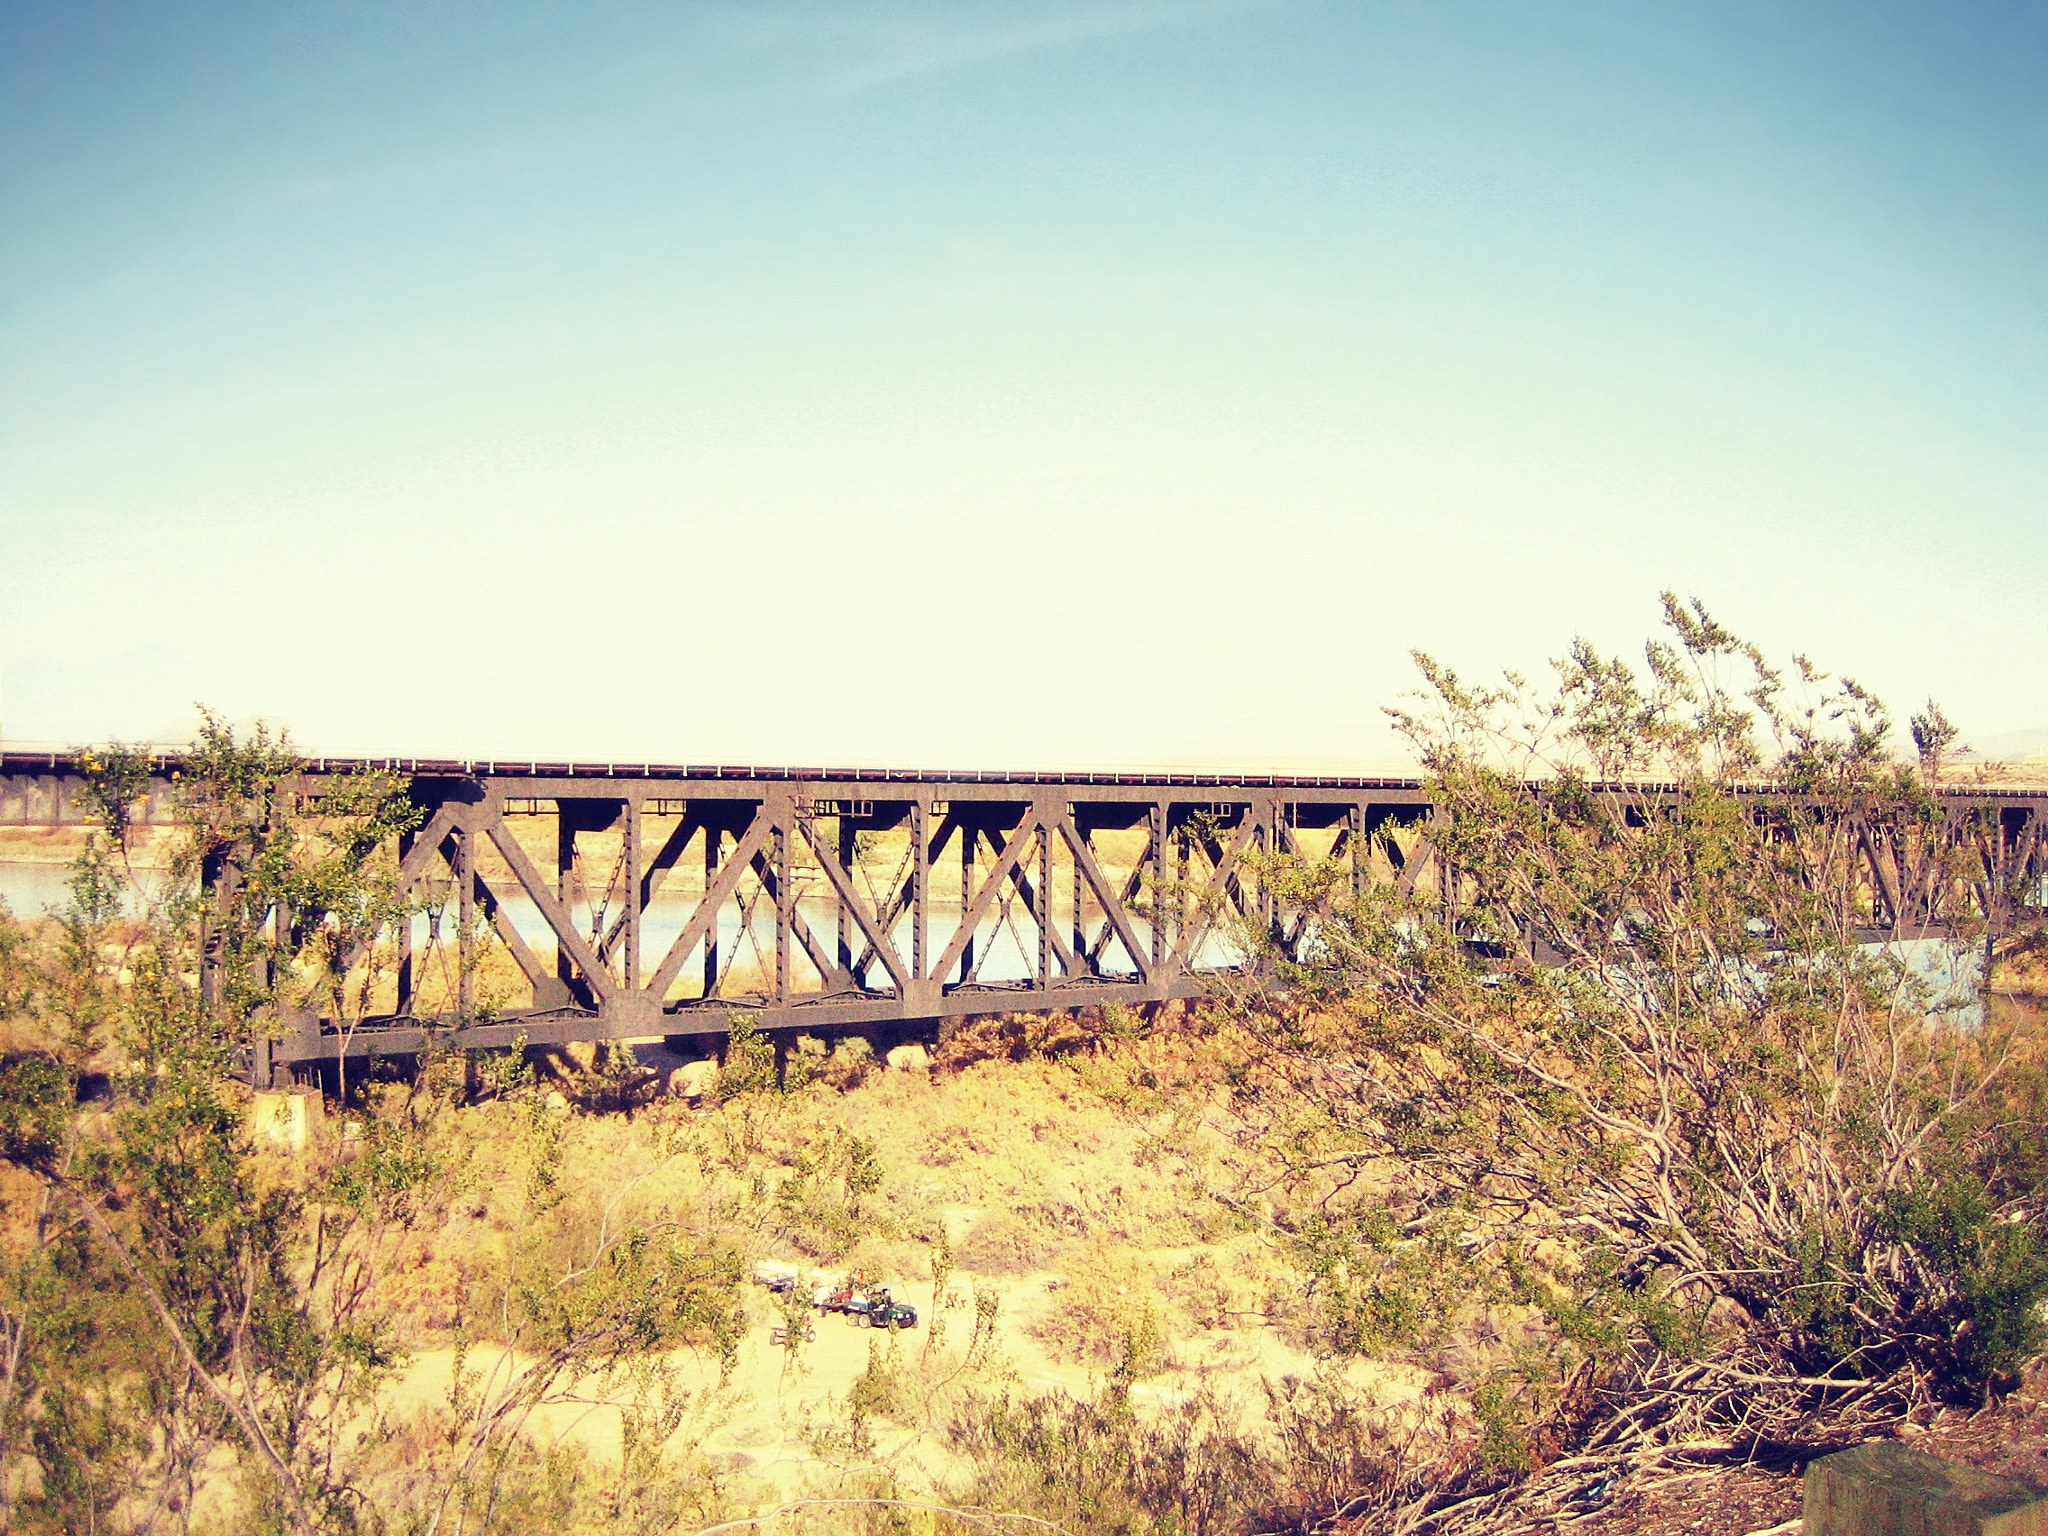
(752, 1260, 800, 1294)
(819, 1283, 867, 1314)
(833, 1286, 886, 1324)
(861, 1298, 918, 1330)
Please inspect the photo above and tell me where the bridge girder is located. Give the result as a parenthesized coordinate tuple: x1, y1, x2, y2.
(4, 754, 2043, 1085)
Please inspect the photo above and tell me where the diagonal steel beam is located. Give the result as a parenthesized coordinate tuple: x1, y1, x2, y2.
(1275, 819, 1321, 957)
(1197, 827, 1252, 922)
(931, 812, 1039, 983)
(600, 811, 702, 959)
(1856, 820, 1904, 926)
(1967, 822, 1998, 930)
(472, 870, 551, 991)
(1394, 830, 1436, 898)
(341, 803, 461, 975)
(2018, 816, 2047, 931)
(1172, 815, 1260, 968)
(797, 819, 911, 990)
(643, 810, 702, 900)
(750, 839, 840, 989)
(853, 811, 957, 981)
(482, 818, 614, 1003)
(1083, 832, 1153, 971)
(1970, 808, 2039, 933)
(1057, 814, 1151, 982)
(981, 819, 1078, 979)
(392, 804, 462, 895)
(647, 806, 775, 998)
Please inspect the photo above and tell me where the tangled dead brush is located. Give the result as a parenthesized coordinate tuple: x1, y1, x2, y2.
(1212, 597, 2048, 1533)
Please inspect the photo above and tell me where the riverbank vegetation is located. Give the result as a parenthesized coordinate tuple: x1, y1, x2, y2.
(0, 599, 2042, 1534)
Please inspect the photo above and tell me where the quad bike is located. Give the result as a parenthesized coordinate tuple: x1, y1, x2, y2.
(860, 1299, 919, 1330)
(819, 1283, 867, 1314)
(836, 1287, 886, 1324)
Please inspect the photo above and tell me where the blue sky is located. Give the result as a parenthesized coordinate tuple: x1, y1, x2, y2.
(1, 1, 2042, 767)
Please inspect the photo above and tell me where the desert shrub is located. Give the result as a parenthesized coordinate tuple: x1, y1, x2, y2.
(933, 1010, 1091, 1070)
(1027, 1245, 1174, 1374)
(352, 1397, 739, 1536)
(813, 1035, 877, 1091)
(953, 1209, 1056, 1276)
(846, 1333, 916, 1425)
(534, 1039, 657, 1112)
(718, 1014, 777, 1101)
(771, 1128, 888, 1260)
(931, 1014, 1022, 1070)
(1222, 597, 2048, 1530)
(942, 1383, 1290, 1536)
(0, 721, 750, 1535)
(1160, 1253, 1234, 1331)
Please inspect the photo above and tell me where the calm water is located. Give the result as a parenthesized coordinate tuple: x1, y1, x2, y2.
(0, 861, 79, 919)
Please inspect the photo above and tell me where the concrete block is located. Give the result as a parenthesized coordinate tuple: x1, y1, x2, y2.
(885, 1043, 930, 1073)
(249, 1087, 325, 1154)
(668, 1059, 719, 1102)
(1805, 1441, 2048, 1536)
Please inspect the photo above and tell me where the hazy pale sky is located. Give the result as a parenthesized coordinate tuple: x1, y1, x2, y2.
(2, 1, 2042, 769)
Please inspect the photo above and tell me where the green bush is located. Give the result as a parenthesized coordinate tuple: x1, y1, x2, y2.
(1220, 597, 2048, 1528)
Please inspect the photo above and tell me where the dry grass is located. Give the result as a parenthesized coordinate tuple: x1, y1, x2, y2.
(304, 1021, 1425, 1523)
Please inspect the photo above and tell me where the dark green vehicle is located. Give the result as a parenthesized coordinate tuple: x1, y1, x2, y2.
(861, 1298, 918, 1330)
(841, 1289, 918, 1329)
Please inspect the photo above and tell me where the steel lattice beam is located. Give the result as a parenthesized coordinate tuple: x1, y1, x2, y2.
(4, 754, 2044, 1080)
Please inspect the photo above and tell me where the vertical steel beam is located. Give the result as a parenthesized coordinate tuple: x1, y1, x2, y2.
(396, 821, 415, 1015)
(256, 778, 290, 1085)
(1037, 810, 1053, 988)
(774, 805, 791, 1004)
(837, 811, 854, 977)
(1070, 811, 1085, 973)
(1261, 797, 1279, 940)
(457, 804, 483, 1099)
(1175, 811, 1190, 963)
(1150, 801, 1167, 974)
(198, 848, 233, 1014)
(623, 797, 642, 992)
(703, 825, 720, 998)
(556, 805, 576, 998)
(959, 822, 976, 984)
(456, 819, 475, 1016)
(1435, 807, 1456, 929)
(1349, 802, 1367, 900)
(911, 800, 929, 982)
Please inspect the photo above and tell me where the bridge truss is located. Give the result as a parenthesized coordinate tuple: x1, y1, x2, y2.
(3, 754, 2044, 1085)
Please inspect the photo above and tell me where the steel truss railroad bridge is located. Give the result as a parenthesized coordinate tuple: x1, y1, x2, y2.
(4, 753, 2044, 1087)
